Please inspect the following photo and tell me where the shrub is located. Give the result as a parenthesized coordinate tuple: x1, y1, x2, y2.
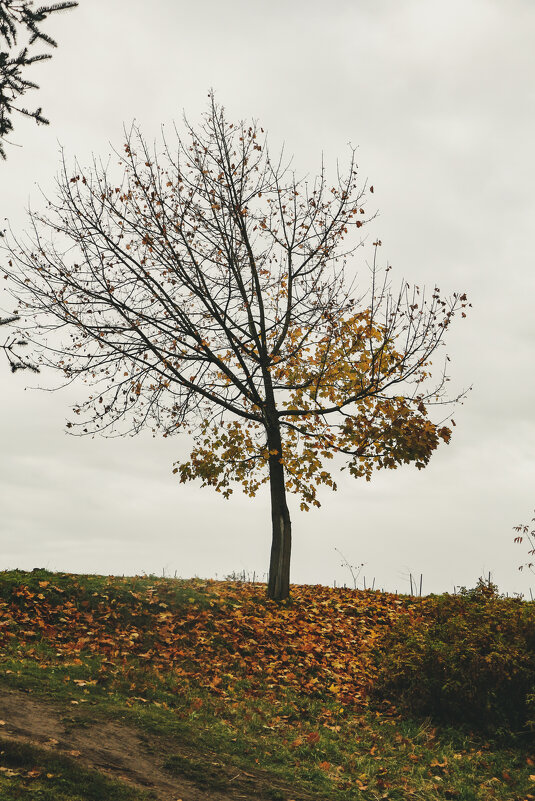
(372, 580, 535, 733)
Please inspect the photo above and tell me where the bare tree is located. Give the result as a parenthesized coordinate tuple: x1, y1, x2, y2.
(1, 96, 469, 600)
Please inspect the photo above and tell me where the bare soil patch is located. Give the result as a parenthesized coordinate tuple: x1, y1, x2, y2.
(0, 686, 292, 801)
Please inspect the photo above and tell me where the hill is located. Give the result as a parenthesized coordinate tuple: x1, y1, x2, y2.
(0, 569, 534, 800)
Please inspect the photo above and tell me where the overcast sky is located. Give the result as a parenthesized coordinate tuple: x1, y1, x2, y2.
(1, 0, 534, 597)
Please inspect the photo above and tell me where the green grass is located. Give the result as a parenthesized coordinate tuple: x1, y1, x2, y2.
(1, 569, 535, 800)
(0, 739, 151, 801)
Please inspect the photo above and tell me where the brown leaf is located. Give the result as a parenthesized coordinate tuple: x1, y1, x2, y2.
(27, 769, 42, 778)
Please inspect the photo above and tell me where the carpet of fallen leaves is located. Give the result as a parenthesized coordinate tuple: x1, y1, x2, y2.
(0, 576, 426, 708)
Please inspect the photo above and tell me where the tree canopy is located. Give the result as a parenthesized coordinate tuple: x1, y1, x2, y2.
(0, 313, 39, 371)
(0, 0, 77, 159)
(2, 96, 470, 599)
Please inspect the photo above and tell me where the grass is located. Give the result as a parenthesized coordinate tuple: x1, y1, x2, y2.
(0, 568, 534, 800)
(0, 739, 151, 801)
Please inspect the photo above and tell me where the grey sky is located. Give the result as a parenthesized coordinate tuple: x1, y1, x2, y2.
(1, 0, 534, 595)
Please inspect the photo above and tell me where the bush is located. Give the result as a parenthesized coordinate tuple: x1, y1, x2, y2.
(372, 580, 535, 733)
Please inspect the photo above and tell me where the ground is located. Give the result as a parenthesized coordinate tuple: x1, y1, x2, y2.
(0, 685, 297, 801)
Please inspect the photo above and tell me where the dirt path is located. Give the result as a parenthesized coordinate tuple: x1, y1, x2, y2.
(0, 686, 286, 801)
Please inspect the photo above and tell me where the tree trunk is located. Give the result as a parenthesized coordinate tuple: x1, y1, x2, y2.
(266, 421, 292, 601)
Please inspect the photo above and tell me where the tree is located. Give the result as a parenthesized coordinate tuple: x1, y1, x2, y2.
(0, 0, 77, 160)
(513, 511, 535, 576)
(0, 313, 39, 370)
(1, 97, 470, 600)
